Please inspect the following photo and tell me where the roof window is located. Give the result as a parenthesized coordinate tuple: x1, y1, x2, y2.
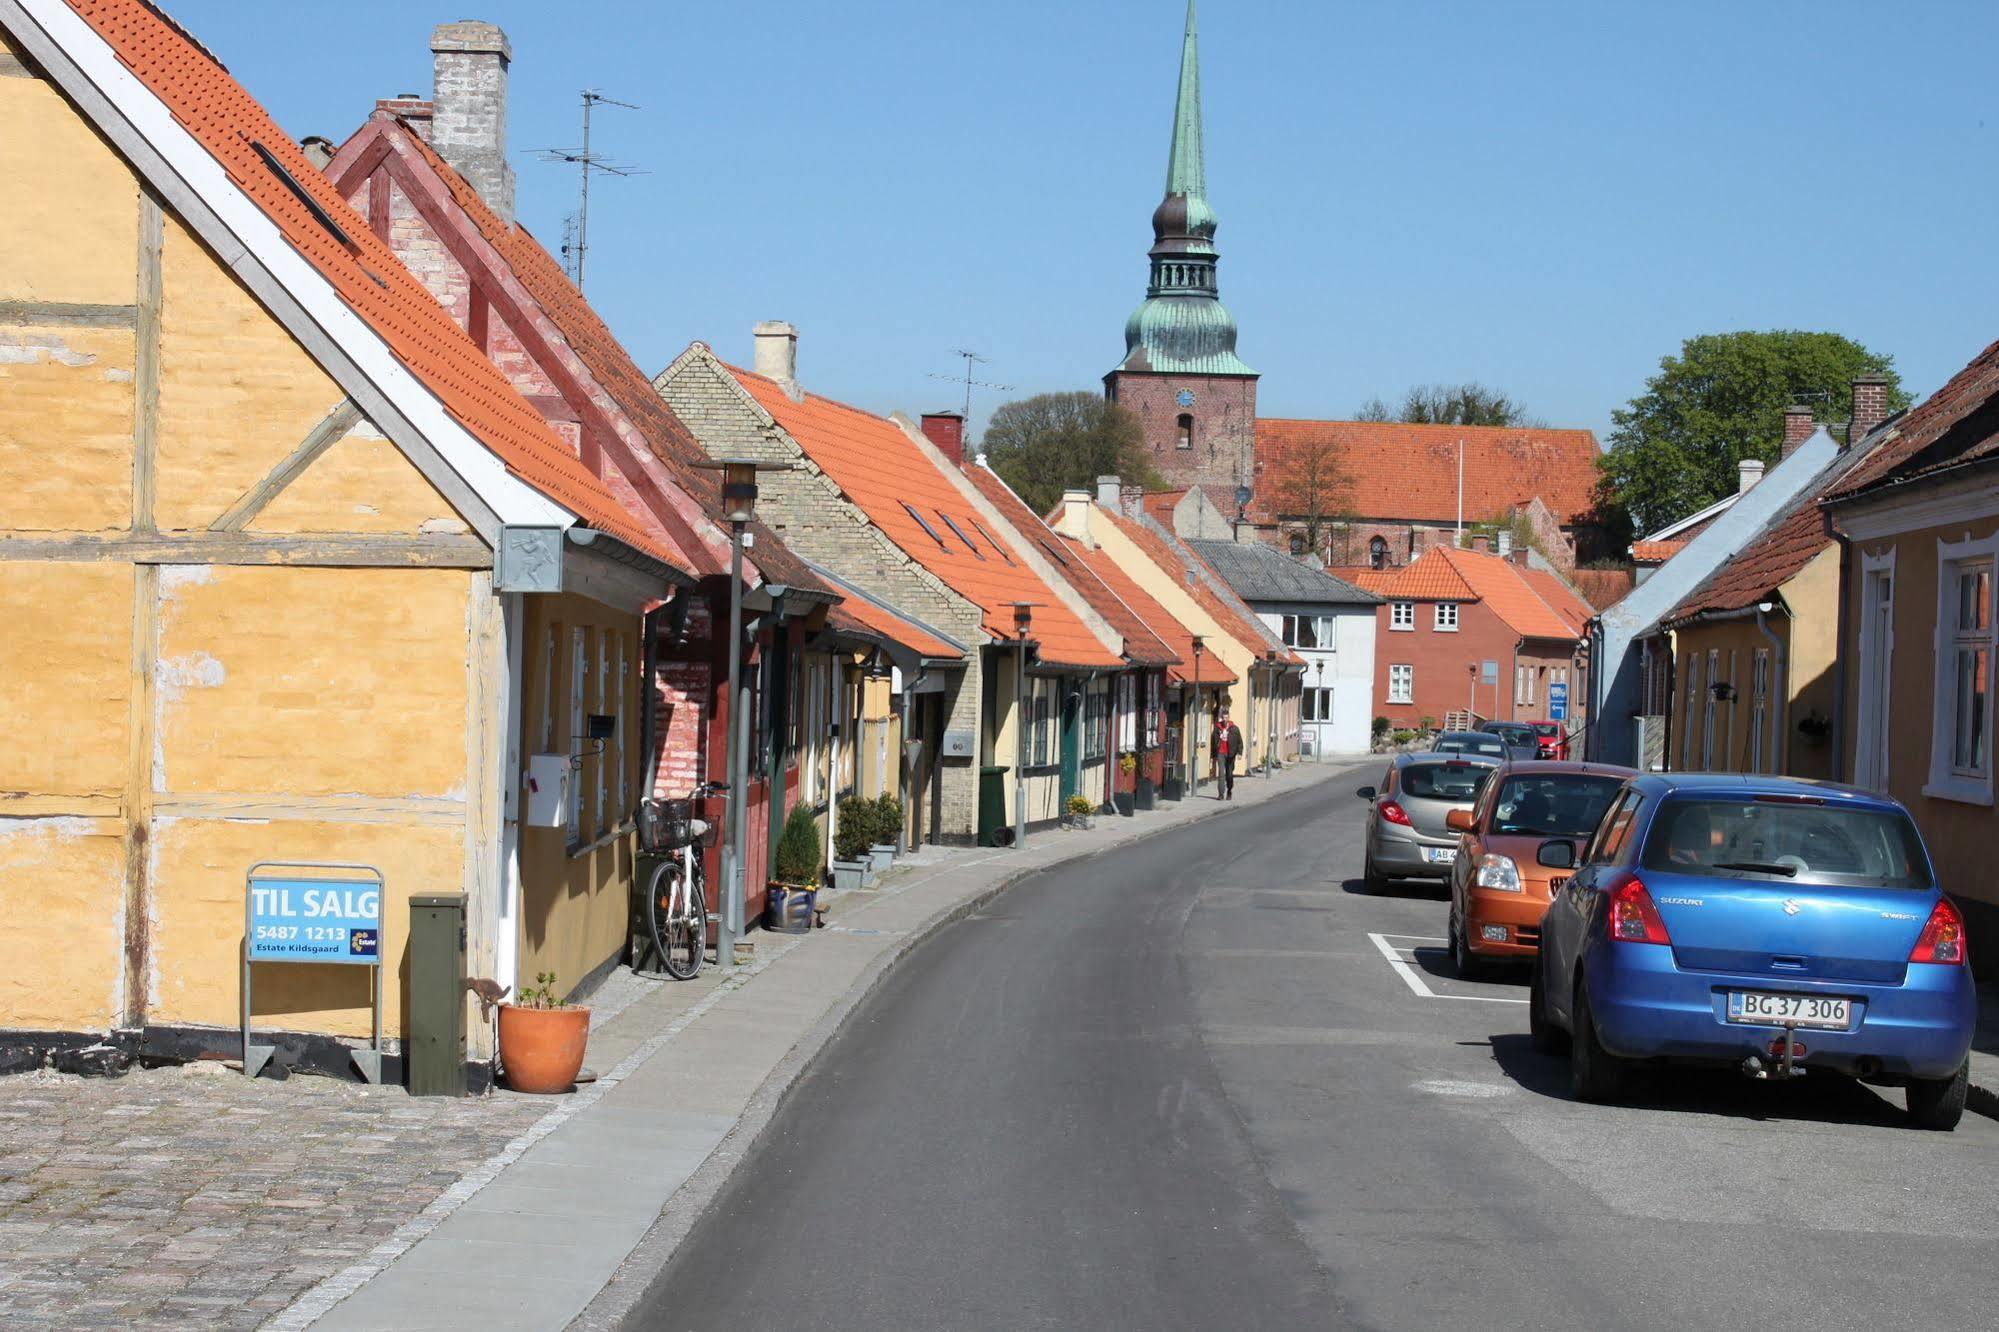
(900, 502, 950, 551)
(938, 512, 985, 560)
(251, 140, 355, 252)
(970, 519, 1016, 564)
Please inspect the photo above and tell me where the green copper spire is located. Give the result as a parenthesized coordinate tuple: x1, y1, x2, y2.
(1110, 0, 1253, 378)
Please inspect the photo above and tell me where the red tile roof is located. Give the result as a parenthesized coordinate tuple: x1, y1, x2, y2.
(63, 0, 680, 568)
(1630, 540, 1687, 563)
(1519, 565, 1593, 634)
(1064, 539, 1215, 684)
(962, 468, 1178, 667)
(826, 596, 963, 663)
(1329, 556, 1476, 602)
(1569, 566, 1635, 612)
(1336, 547, 1584, 641)
(1665, 501, 1835, 624)
(1254, 419, 1603, 526)
(1106, 511, 1299, 670)
(1831, 336, 1999, 501)
(726, 367, 1120, 668)
(1141, 489, 1187, 528)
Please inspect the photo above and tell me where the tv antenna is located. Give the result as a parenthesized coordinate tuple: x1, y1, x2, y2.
(530, 90, 646, 292)
(926, 348, 1013, 421)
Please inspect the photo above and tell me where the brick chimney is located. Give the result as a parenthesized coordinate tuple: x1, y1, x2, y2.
(1470, 533, 1491, 554)
(752, 321, 798, 386)
(430, 22, 514, 223)
(375, 93, 434, 139)
(919, 411, 965, 465)
(1779, 404, 1815, 460)
(1739, 458, 1765, 493)
(1850, 374, 1890, 446)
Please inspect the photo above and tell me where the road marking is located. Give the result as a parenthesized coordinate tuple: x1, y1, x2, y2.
(1366, 931, 1530, 1005)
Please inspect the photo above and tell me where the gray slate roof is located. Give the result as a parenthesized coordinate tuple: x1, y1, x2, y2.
(1184, 539, 1380, 606)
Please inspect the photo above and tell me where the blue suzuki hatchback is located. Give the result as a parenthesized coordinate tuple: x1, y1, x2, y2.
(1531, 774, 1976, 1129)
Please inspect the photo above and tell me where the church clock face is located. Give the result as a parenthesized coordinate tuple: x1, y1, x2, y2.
(1176, 389, 1196, 408)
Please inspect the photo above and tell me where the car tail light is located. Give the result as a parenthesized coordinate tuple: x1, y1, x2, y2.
(1607, 876, 1670, 945)
(1909, 897, 1968, 966)
(1379, 801, 1412, 827)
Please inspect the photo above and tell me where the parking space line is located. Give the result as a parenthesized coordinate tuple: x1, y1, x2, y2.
(1365, 932, 1529, 1006)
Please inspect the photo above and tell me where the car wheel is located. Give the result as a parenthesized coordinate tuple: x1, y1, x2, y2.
(1362, 852, 1387, 895)
(1450, 906, 1486, 980)
(1529, 951, 1566, 1055)
(1569, 978, 1627, 1104)
(1905, 1059, 1969, 1132)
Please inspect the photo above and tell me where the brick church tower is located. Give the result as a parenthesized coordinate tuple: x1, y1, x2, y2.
(1104, 0, 1258, 499)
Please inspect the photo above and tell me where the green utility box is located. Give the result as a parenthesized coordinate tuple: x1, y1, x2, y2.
(978, 764, 1011, 847)
(407, 892, 466, 1097)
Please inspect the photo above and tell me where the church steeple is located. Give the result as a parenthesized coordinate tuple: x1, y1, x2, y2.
(1112, 0, 1253, 378)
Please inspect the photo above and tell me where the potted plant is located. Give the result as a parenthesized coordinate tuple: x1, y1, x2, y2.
(766, 805, 822, 935)
(1113, 752, 1138, 817)
(497, 971, 589, 1095)
(1064, 793, 1095, 830)
(1134, 751, 1158, 811)
(870, 792, 904, 870)
(830, 794, 877, 891)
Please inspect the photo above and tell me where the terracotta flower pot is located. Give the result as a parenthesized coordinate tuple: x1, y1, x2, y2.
(497, 1002, 590, 1094)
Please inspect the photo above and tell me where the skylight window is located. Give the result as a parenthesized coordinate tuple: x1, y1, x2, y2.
(251, 140, 354, 251)
(970, 519, 1016, 565)
(1038, 539, 1070, 568)
(900, 502, 950, 551)
(938, 512, 985, 560)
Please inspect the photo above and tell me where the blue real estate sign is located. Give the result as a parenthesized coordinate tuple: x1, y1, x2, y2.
(1549, 682, 1569, 720)
(247, 877, 381, 964)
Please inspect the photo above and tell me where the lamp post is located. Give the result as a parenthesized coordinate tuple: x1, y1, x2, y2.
(1008, 602, 1035, 850)
(1312, 657, 1326, 762)
(1187, 636, 1205, 797)
(1265, 648, 1280, 776)
(694, 457, 785, 970)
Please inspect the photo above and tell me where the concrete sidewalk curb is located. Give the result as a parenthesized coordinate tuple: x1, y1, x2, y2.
(570, 766, 1361, 1330)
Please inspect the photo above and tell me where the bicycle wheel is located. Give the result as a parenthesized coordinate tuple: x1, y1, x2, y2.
(648, 857, 704, 981)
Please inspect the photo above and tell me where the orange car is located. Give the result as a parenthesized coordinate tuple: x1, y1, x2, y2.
(1444, 760, 1636, 977)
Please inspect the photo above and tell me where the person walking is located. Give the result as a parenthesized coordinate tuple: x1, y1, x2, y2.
(1211, 710, 1243, 800)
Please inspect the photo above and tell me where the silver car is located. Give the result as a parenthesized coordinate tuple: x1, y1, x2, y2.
(1356, 753, 1500, 890)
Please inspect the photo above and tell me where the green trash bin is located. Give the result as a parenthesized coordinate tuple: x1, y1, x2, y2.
(978, 764, 1012, 847)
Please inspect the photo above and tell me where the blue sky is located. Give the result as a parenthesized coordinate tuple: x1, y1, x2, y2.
(175, 0, 1999, 441)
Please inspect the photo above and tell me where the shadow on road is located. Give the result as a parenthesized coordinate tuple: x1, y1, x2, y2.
(1486, 1032, 1910, 1127)
(1338, 876, 1447, 901)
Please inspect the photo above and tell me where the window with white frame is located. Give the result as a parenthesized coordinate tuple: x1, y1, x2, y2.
(1281, 614, 1319, 649)
(1434, 602, 1459, 631)
(1144, 672, 1162, 748)
(1388, 664, 1413, 704)
(1932, 539, 1998, 801)
(1302, 686, 1333, 721)
(1390, 602, 1415, 631)
(1855, 549, 1895, 791)
(1084, 682, 1109, 760)
(1117, 673, 1137, 751)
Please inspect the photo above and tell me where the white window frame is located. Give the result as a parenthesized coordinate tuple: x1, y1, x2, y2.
(1388, 663, 1413, 705)
(1390, 602, 1415, 632)
(1434, 601, 1459, 632)
(1854, 547, 1896, 792)
(1928, 533, 1999, 804)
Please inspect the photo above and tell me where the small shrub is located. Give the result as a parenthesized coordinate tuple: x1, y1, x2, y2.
(774, 805, 822, 885)
(873, 792, 904, 846)
(515, 971, 567, 1010)
(834, 795, 877, 862)
(1065, 793, 1094, 818)
(1418, 715, 1436, 733)
(1372, 715, 1390, 739)
(1391, 729, 1416, 745)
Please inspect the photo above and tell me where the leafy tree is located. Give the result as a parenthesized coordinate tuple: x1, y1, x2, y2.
(1599, 331, 1908, 534)
(983, 393, 1162, 514)
(1354, 383, 1533, 427)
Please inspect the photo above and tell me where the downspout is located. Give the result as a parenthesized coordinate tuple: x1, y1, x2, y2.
(1511, 637, 1523, 723)
(1637, 634, 1655, 771)
(824, 654, 841, 874)
(1755, 602, 1786, 775)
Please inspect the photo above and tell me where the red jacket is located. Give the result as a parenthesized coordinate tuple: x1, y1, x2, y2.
(1210, 722, 1243, 760)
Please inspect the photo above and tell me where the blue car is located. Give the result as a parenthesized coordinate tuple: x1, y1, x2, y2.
(1530, 774, 1976, 1129)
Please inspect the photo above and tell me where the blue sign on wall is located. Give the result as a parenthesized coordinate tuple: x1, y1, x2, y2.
(247, 877, 381, 964)
(1549, 682, 1569, 721)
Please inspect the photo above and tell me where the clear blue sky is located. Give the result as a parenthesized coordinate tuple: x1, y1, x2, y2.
(176, 0, 1999, 442)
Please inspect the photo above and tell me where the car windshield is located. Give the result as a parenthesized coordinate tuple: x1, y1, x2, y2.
(1531, 723, 1562, 738)
(1400, 762, 1491, 802)
(1487, 726, 1534, 744)
(1639, 797, 1933, 890)
(1491, 774, 1624, 837)
(1438, 735, 1506, 757)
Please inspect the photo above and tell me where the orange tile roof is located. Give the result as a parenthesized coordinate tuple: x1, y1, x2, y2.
(1141, 488, 1187, 528)
(63, 0, 680, 569)
(1630, 540, 1687, 563)
(1105, 510, 1300, 669)
(726, 367, 1119, 669)
(826, 596, 963, 663)
(1254, 419, 1603, 526)
(1519, 565, 1593, 634)
(962, 468, 1177, 667)
(1328, 554, 1477, 602)
(1068, 540, 1220, 685)
(1433, 547, 1580, 641)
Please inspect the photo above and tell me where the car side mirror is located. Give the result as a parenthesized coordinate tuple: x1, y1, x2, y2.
(1445, 809, 1475, 833)
(1355, 786, 1377, 801)
(1537, 839, 1577, 870)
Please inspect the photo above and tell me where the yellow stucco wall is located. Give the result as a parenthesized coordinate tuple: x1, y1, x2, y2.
(1783, 547, 1842, 780)
(250, 424, 469, 536)
(0, 320, 136, 533)
(0, 819, 126, 1030)
(2, 562, 131, 801)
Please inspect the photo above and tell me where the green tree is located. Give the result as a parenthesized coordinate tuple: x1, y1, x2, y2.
(1354, 383, 1533, 427)
(982, 392, 1162, 514)
(1598, 331, 1909, 534)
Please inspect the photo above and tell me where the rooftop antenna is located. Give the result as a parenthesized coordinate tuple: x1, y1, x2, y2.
(529, 90, 646, 292)
(926, 349, 1013, 421)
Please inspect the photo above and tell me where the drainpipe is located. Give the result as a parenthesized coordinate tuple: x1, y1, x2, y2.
(1637, 634, 1656, 770)
(1755, 602, 1787, 775)
(1511, 637, 1523, 723)
(823, 654, 841, 874)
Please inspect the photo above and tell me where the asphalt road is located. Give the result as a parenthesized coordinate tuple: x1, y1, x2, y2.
(634, 769, 1999, 1331)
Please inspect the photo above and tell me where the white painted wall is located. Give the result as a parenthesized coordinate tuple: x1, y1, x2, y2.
(1255, 603, 1376, 757)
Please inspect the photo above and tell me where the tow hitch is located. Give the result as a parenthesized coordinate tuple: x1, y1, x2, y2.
(1741, 1025, 1808, 1080)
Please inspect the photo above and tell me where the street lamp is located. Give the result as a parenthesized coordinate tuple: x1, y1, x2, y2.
(694, 456, 787, 970)
(1312, 658, 1326, 763)
(1008, 602, 1035, 850)
(1187, 636, 1205, 797)
(1264, 648, 1279, 777)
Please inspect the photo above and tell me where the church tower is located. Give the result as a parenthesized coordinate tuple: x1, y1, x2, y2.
(1104, 0, 1258, 498)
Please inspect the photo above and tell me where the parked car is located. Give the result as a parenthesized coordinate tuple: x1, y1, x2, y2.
(1525, 720, 1570, 761)
(1443, 761, 1634, 977)
(1432, 730, 1508, 761)
(1356, 753, 1500, 891)
(1477, 720, 1542, 762)
(1532, 773, 1977, 1130)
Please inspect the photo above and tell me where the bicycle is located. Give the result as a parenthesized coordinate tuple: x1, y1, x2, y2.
(638, 782, 724, 981)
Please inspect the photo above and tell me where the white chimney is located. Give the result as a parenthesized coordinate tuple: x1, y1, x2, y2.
(1739, 458, 1766, 493)
(429, 21, 514, 223)
(753, 321, 798, 386)
(1058, 489, 1095, 547)
(1496, 529, 1513, 557)
(1096, 474, 1121, 511)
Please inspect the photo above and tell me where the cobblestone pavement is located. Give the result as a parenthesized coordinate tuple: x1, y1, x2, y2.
(0, 1062, 546, 1330)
